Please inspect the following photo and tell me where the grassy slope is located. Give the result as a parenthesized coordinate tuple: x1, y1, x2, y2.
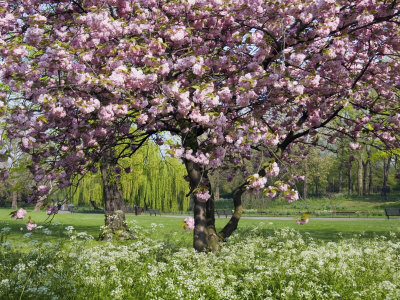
(1, 209, 400, 247)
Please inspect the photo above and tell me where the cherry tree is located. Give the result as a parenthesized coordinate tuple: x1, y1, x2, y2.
(1, 0, 400, 251)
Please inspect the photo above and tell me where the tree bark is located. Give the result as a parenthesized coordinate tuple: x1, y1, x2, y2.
(357, 151, 363, 196)
(303, 160, 308, 199)
(368, 160, 373, 194)
(347, 160, 353, 194)
(383, 155, 391, 188)
(11, 191, 17, 209)
(214, 174, 220, 202)
(33, 194, 46, 211)
(362, 160, 368, 196)
(382, 155, 391, 199)
(338, 148, 344, 193)
(99, 149, 135, 241)
(184, 159, 219, 252)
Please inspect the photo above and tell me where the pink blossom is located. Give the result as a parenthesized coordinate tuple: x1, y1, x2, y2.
(285, 190, 299, 202)
(195, 190, 211, 202)
(349, 142, 361, 150)
(26, 220, 37, 231)
(192, 62, 204, 76)
(263, 186, 277, 198)
(296, 218, 309, 225)
(247, 174, 267, 192)
(172, 148, 185, 158)
(250, 30, 264, 45)
(183, 217, 195, 230)
(276, 182, 289, 192)
(46, 205, 58, 215)
(11, 208, 27, 220)
(170, 27, 186, 43)
(24, 25, 44, 45)
(265, 162, 279, 177)
(37, 185, 50, 196)
(289, 53, 306, 66)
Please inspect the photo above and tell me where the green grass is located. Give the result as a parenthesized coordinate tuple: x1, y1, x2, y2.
(238, 192, 400, 216)
(1, 208, 400, 245)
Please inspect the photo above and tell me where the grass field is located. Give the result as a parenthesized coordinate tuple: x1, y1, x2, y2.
(1, 209, 400, 299)
(214, 192, 400, 217)
(1, 208, 399, 245)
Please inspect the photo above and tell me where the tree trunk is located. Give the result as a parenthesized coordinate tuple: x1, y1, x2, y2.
(383, 155, 391, 188)
(382, 155, 391, 199)
(11, 191, 17, 209)
(362, 160, 368, 196)
(357, 152, 363, 196)
(99, 149, 135, 241)
(33, 194, 46, 211)
(338, 148, 344, 193)
(214, 174, 220, 202)
(303, 160, 308, 199)
(347, 160, 352, 194)
(368, 160, 373, 194)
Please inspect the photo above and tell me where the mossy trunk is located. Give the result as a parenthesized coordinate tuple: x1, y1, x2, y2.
(99, 150, 135, 241)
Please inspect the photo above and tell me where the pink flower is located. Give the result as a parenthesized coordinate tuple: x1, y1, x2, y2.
(11, 208, 27, 220)
(265, 162, 279, 177)
(276, 182, 289, 192)
(38, 185, 50, 196)
(183, 217, 195, 230)
(296, 218, 309, 225)
(349, 142, 361, 150)
(23, 25, 44, 45)
(46, 205, 58, 215)
(196, 190, 211, 202)
(26, 220, 37, 231)
(285, 190, 299, 202)
(263, 186, 277, 198)
(247, 174, 267, 193)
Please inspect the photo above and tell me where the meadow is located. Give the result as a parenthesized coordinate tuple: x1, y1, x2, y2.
(1, 209, 400, 299)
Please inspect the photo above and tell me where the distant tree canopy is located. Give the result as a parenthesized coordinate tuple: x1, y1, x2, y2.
(50, 142, 190, 212)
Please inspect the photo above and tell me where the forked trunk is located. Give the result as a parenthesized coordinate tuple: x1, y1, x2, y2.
(99, 150, 135, 241)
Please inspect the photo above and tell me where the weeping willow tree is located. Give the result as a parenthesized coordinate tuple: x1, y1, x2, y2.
(51, 142, 190, 212)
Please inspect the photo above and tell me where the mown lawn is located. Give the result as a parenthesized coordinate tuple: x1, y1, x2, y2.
(1, 208, 399, 245)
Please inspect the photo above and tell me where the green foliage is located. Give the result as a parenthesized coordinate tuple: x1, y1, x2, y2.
(50, 142, 190, 212)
